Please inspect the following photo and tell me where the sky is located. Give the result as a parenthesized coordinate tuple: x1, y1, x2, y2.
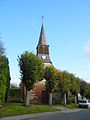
(0, 0, 90, 85)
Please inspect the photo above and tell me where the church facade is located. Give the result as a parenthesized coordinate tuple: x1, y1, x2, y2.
(20, 23, 52, 104)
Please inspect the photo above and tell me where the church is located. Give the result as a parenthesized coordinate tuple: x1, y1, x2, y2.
(21, 23, 52, 104)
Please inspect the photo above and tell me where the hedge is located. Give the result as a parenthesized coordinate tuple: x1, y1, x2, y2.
(8, 88, 23, 102)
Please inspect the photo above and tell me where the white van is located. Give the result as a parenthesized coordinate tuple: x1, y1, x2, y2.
(79, 100, 90, 108)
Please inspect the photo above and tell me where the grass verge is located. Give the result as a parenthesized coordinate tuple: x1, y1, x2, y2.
(66, 103, 79, 109)
(0, 103, 59, 117)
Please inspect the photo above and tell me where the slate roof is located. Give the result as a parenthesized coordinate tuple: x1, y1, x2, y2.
(38, 24, 47, 45)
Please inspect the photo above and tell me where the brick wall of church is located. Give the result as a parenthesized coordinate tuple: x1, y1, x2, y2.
(20, 80, 46, 104)
(30, 80, 46, 103)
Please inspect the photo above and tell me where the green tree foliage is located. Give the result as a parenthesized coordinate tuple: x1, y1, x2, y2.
(18, 51, 44, 106)
(8, 88, 20, 97)
(53, 70, 62, 92)
(0, 56, 8, 105)
(44, 66, 57, 93)
(80, 80, 87, 99)
(80, 81, 90, 99)
(85, 83, 90, 98)
(18, 51, 44, 91)
(58, 71, 71, 94)
(69, 74, 80, 103)
(5, 58, 11, 102)
(47, 68, 90, 104)
(0, 41, 10, 106)
(44, 65, 57, 105)
(70, 74, 80, 96)
(8, 88, 21, 102)
(57, 71, 71, 106)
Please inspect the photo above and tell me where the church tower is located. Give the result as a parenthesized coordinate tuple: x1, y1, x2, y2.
(37, 24, 52, 66)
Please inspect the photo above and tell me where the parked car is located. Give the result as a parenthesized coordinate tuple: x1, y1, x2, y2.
(79, 99, 90, 108)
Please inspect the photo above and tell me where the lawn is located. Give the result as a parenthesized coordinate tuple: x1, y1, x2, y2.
(66, 103, 79, 109)
(0, 103, 59, 117)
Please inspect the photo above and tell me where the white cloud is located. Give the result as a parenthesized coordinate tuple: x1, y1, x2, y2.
(84, 40, 90, 57)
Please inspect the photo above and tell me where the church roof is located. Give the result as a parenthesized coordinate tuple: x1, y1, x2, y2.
(38, 24, 47, 45)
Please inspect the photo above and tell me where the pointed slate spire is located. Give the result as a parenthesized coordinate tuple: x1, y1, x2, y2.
(38, 24, 47, 45)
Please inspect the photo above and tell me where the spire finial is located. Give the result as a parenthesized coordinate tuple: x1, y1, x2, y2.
(42, 16, 44, 24)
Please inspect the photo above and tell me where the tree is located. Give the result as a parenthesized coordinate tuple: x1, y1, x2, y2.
(80, 80, 87, 99)
(70, 74, 80, 104)
(18, 51, 44, 106)
(85, 83, 90, 99)
(0, 56, 7, 105)
(0, 40, 10, 107)
(58, 71, 71, 106)
(5, 58, 11, 103)
(44, 66, 57, 106)
(0, 40, 5, 56)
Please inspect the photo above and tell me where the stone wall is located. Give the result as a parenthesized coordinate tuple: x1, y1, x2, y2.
(52, 92, 63, 104)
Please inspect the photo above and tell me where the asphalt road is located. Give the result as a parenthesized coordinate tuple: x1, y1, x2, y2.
(29, 110, 90, 120)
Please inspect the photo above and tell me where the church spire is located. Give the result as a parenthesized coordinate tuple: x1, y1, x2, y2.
(38, 23, 47, 45)
(37, 21, 52, 65)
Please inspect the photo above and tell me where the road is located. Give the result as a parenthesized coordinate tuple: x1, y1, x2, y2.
(28, 110, 90, 120)
(0, 108, 90, 120)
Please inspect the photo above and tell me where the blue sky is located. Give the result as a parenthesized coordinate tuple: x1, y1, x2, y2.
(0, 0, 90, 84)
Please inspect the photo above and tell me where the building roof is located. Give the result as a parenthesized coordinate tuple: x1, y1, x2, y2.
(38, 24, 47, 45)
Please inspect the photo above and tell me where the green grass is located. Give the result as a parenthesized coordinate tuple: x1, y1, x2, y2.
(0, 103, 59, 117)
(66, 103, 79, 109)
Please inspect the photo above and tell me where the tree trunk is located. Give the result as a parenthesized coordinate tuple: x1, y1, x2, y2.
(49, 93, 52, 106)
(74, 95, 77, 104)
(82, 96, 84, 100)
(0, 105, 3, 113)
(26, 91, 30, 106)
(5, 92, 8, 103)
(64, 93, 66, 106)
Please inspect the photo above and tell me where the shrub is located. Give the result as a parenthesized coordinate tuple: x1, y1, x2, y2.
(8, 88, 20, 97)
(8, 88, 23, 102)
